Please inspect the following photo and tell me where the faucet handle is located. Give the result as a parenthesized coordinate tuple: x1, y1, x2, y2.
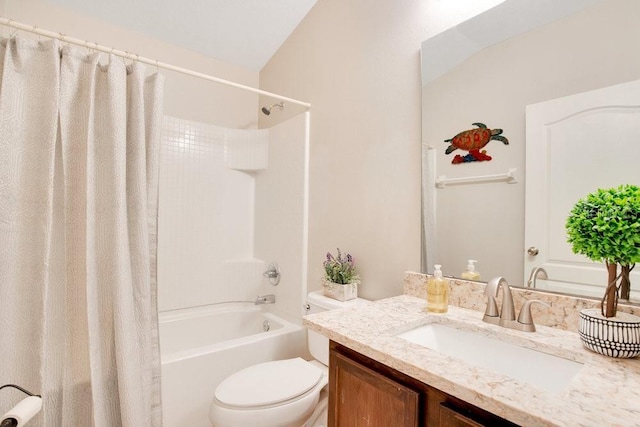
(482, 277, 501, 325)
(263, 263, 280, 286)
(516, 300, 550, 332)
(482, 298, 501, 326)
(483, 295, 499, 317)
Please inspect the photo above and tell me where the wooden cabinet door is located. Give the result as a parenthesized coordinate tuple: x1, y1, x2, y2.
(329, 351, 419, 427)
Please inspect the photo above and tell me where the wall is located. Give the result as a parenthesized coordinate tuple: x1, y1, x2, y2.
(423, 0, 640, 285)
(259, 0, 504, 300)
(1, 0, 258, 128)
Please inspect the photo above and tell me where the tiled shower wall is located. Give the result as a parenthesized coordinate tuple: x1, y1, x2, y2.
(157, 115, 307, 315)
(255, 113, 308, 323)
(159, 117, 261, 311)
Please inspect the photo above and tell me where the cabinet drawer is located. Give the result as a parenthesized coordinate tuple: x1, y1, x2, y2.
(439, 404, 485, 427)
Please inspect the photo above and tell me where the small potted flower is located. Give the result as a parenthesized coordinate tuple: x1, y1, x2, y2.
(322, 248, 360, 301)
(566, 184, 640, 358)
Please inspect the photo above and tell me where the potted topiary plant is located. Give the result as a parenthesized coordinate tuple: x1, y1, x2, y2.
(322, 248, 360, 301)
(566, 184, 640, 358)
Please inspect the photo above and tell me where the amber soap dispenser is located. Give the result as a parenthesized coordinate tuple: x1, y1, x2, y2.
(426, 264, 449, 313)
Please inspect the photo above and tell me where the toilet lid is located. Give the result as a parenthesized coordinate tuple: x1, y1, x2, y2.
(215, 358, 323, 408)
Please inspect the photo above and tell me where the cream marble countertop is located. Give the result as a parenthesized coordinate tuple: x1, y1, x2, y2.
(303, 294, 640, 427)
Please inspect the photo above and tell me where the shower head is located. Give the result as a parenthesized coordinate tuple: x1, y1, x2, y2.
(261, 102, 284, 116)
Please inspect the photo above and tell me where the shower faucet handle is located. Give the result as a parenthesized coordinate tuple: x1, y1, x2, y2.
(263, 263, 280, 286)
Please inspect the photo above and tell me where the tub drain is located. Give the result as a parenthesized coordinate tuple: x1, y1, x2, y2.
(263, 320, 270, 332)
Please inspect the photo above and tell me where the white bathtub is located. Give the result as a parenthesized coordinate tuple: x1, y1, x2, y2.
(160, 303, 306, 427)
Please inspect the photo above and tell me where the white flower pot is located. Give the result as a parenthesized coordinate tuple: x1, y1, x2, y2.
(321, 279, 358, 301)
(579, 309, 640, 358)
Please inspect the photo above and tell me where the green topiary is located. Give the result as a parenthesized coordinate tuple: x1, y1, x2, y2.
(566, 184, 640, 317)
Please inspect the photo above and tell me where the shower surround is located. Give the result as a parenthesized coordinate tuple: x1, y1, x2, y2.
(158, 114, 309, 323)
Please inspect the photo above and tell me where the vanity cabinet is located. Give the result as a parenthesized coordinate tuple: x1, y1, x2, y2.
(328, 341, 518, 427)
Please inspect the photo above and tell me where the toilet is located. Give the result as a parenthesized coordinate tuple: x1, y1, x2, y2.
(209, 290, 368, 427)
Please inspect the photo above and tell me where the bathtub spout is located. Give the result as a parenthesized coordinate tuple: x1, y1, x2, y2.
(254, 294, 276, 305)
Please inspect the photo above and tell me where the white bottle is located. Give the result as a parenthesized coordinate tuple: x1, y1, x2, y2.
(461, 260, 481, 281)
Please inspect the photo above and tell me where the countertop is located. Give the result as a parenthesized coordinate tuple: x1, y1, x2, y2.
(303, 294, 640, 426)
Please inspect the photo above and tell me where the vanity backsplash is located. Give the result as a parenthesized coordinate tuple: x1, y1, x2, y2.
(404, 271, 640, 331)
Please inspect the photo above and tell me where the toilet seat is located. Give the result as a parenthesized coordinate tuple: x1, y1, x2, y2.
(215, 357, 324, 409)
(210, 358, 328, 427)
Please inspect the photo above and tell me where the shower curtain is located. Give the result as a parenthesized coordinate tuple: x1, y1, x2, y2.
(0, 38, 163, 426)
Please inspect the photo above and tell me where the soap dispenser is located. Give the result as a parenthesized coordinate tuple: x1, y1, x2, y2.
(426, 265, 449, 313)
(461, 260, 481, 281)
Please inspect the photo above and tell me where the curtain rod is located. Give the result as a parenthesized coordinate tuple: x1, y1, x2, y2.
(0, 17, 311, 109)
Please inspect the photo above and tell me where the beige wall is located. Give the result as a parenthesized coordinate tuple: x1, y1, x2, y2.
(259, 0, 505, 300)
(259, 0, 434, 300)
(1, 0, 259, 128)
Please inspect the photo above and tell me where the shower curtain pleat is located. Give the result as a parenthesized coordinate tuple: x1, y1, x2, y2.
(0, 37, 60, 420)
(0, 37, 164, 427)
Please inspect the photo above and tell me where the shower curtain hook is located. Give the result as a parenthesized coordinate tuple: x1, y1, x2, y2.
(85, 40, 96, 55)
(107, 47, 115, 65)
(8, 20, 18, 38)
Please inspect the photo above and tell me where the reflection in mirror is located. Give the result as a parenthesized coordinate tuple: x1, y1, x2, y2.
(420, 0, 640, 302)
(525, 80, 640, 300)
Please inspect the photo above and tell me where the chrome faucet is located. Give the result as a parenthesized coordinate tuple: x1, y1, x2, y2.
(254, 294, 276, 305)
(483, 276, 549, 332)
(527, 267, 548, 288)
(483, 277, 515, 326)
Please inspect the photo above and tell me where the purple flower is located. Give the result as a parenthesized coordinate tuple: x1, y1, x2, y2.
(323, 248, 359, 285)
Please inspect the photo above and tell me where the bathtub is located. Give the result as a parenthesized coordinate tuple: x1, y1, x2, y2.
(160, 303, 306, 427)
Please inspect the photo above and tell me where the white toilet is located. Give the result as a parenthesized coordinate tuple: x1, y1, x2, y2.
(209, 290, 368, 427)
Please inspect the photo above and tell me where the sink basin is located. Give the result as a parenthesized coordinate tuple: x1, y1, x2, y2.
(397, 323, 583, 394)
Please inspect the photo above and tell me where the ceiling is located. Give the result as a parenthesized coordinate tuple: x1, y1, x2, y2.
(46, 0, 318, 71)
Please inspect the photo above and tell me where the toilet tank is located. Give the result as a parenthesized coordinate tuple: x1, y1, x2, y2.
(306, 290, 369, 365)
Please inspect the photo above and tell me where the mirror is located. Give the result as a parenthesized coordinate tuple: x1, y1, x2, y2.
(420, 0, 640, 300)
